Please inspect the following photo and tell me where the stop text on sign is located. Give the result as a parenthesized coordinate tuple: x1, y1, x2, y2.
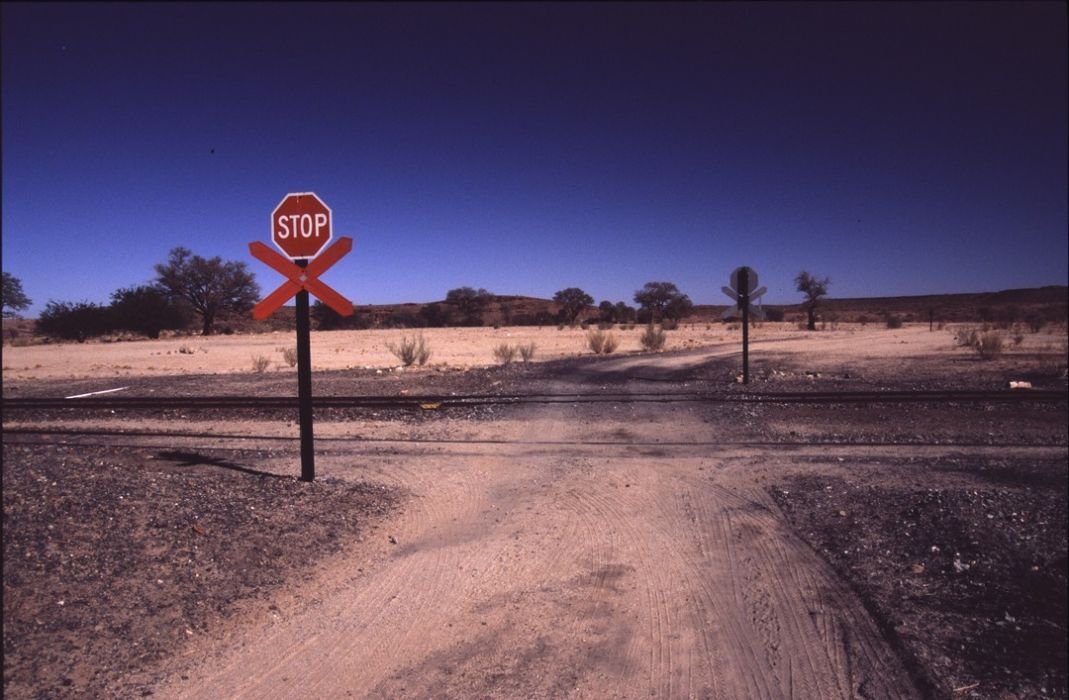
(271, 192, 333, 260)
(276, 212, 329, 239)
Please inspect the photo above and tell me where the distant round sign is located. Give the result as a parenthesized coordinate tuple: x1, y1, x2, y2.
(730, 266, 758, 294)
(271, 192, 332, 260)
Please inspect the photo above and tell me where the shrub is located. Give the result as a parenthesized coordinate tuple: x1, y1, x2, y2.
(885, 316, 903, 329)
(955, 328, 979, 348)
(312, 301, 371, 330)
(387, 334, 431, 367)
(109, 285, 189, 338)
(1012, 334, 1024, 347)
(418, 303, 453, 327)
(518, 342, 536, 363)
(587, 330, 607, 354)
(975, 331, 1003, 360)
(661, 317, 678, 331)
(586, 330, 619, 354)
(639, 323, 666, 351)
(493, 343, 516, 366)
(281, 347, 298, 367)
(384, 312, 427, 329)
(445, 287, 493, 326)
(597, 321, 614, 330)
(251, 355, 271, 373)
(36, 300, 113, 341)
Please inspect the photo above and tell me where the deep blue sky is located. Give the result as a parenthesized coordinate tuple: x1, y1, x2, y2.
(3, 2, 1066, 315)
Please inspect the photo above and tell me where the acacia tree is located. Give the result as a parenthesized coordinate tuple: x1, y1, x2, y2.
(2, 272, 32, 318)
(154, 247, 260, 335)
(795, 270, 831, 331)
(445, 287, 494, 326)
(553, 287, 594, 326)
(634, 282, 693, 322)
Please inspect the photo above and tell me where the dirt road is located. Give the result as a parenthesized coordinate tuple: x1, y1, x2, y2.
(157, 381, 920, 698)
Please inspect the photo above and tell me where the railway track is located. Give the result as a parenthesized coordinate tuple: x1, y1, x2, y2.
(2, 388, 1066, 412)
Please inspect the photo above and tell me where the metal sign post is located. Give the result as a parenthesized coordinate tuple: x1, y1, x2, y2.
(722, 266, 766, 385)
(740, 268, 750, 384)
(250, 192, 353, 482)
(294, 259, 315, 482)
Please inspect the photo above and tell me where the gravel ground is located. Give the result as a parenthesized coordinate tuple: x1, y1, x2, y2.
(771, 461, 1067, 699)
(2, 442, 400, 698)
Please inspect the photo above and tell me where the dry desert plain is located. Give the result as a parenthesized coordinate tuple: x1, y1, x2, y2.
(2, 322, 1068, 699)
(2, 321, 1065, 381)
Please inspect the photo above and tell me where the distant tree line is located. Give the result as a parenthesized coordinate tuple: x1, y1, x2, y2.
(21, 266, 710, 338)
(25, 248, 260, 341)
(16, 253, 1066, 341)
(312, 281, 700, 331)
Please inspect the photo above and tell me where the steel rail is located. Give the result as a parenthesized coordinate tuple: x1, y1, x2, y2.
(4, 430, 1065, 451)
(2, 389, 1066, 412)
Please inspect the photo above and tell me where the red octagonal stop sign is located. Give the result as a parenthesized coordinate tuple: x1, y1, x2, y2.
(271, 192, 332, 259)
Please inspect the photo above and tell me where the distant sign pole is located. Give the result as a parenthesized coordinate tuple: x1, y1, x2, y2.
(250, 192, 354, 482)
(741, 268, 750, 384)
(723, 266, 766, 385)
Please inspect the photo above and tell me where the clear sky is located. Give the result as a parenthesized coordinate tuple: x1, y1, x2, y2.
(3, 2, 1066, 316)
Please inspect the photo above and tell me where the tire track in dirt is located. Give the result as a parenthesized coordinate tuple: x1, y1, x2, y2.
(152, 393, 921, 699)
(158, 405, 602, 698)
(703, 478, 917, 698)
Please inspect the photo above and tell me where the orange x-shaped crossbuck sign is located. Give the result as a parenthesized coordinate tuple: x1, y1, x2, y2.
(249, 237, 354, 319)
